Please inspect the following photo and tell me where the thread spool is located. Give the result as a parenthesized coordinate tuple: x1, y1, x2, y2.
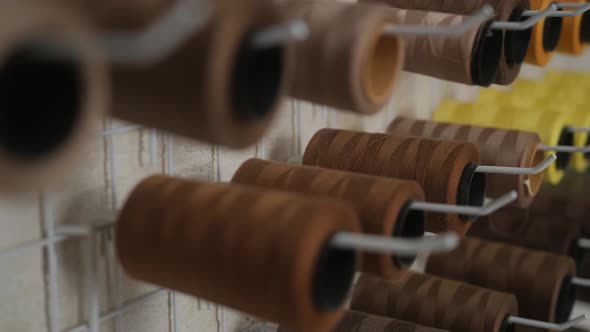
(115, 175, 361, 331)
(231, 158, 425, 278)
(556, 0, 586, 55)
(426, 237, 577, 331)
(360, 0, 532, 85)
(434, 102, 572, 184)
(385, 8, 502, 86)
(279, 310, 450, 332)
(388, 118, 545, 207)
(92, 0, 289, 148)
(531, 188, 590, 236)
(350, 273, 518, 332)
(283, 1, 402, 114)
(0, 2, 107, 191)
(302, 129, 485, 235)
(524, 0, 563, 66)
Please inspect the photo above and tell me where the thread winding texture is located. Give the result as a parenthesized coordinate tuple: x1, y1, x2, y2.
(232, 158, 425, 278)
(524, 0, 560, 66)
(302, 128, 482, 235)
(556, 0, 585, 55)
(388, 117, 544, 207)
(350, 273, 518, 332)
(116, 175, 361, 332)
(426, 237, 576, 331)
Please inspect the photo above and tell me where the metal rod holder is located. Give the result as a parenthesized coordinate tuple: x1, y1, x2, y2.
(507, 314, 587, 331)
(538, 144, 590, 153)
(491, 3, 558, 30)
(409, 191, 518, 217)
(578, 238, 590, 249)
(330, 232, 459, 256)
(384, 5, 495, 37)
(523, 2, 590, 17)
(571, 277, 590, 288)
(251, 19, 309, 48)
(475, 154, 556, 175)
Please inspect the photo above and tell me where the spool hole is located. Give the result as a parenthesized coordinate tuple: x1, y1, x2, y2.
(581, 10, 590, 43)
(499, 316, 516, 332)
(363, 33, 401, 103)
(470, 24, 503, 86)
(556, 128, 574, 170)
(505, 8, 532, 66)
(0, 42, 82, 160)
(231, 28, 284, 121)
(556, 276, 576, 323)
(392, 201, 425, 268)
(542, 17, 563, 52)
(456, 163, 486, 221)
(312, 238, 356, 311)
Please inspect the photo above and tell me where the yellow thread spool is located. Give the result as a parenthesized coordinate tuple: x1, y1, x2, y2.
(525, 0, 561, 66)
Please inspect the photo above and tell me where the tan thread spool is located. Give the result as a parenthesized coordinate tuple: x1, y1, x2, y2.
(0, 1, 107, 191)
(426, 237, 577, 332)
(360, 0, 532, 85)
(387, 117, 545, 207)
(231, 158, 425, 278)
(283, 1, 403, 114)
(115, 175, 361, 332)
(350, 273, 518, 332)
(302, 128, 485, 235)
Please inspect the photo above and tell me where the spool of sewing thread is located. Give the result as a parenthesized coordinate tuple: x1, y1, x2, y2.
(302, 129, 485, 235)
(278, 310, 450, 332)
(360, 0, 532, 85)
(231, 158, 425, 278)
(86, 0, 290, 148)
(557, 0, 586, 55)
(0, 1, 107, 191)
(388, 118, 545, 207)
(434, 101, 572, 184)
(426, 237, 577, 331)
(284, 1, 403, 114)
(531, 188, 590, 236)
(350, 273, 518, 332)
(116, 175, 361, 331)
(384, 8, 502, 86)
(524, 0, 563, 66)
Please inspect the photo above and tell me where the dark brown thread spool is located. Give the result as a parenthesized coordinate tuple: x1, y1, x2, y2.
(388, 118, 545, 207)
(530, 188, 590, 236)
(425, 237, 577, 331)
(279, 310, 450, 332)
(231, 158, 425, 278)
(360, 0, 532, 85)
(0, 1, 107, 191)
(115, 175, 361, 332)
(384, 8, 502, 86)
(94, 0, 289, 148)
(283, 1, 403, 114)
(302, 128, 485, 235)
(350, 273, 518, 332)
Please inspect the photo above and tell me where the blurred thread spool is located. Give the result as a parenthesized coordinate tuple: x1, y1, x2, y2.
(360, 0, 532, 85)
(75, 0, 290, 148)
(468, 209, 585, 267)
(0, 1, 107, 191)
(434, 101, 572, 184)
(385, 8, 502, 86)
(115, 175, 361, 332)
(388, 117, 545, 207)
(350, 273, 518, 332)
(302, 129, 485, 235)
(524, 0, 563, 66)
(231, 158, 426, 278)
(279, 310, 450, 332)
(556, 0, 586, 55)
(531, 187, 590, 236)
(426, 237, 577, 332)
(283, 1, 403, 114)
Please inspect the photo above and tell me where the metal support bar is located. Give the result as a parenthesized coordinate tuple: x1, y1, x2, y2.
(523, 2, 590, 17)
(475, 154, 556, 175)
(251, 19, 309, 48)
(507, 314, 587, 330)
(330, 232, 459, 256)
(409, 191, 518, 217)
(578, 238, 590, 249)
(491, 3, 558, 30)
(538, 143, 590, 153)
(571, 277, 590, 288)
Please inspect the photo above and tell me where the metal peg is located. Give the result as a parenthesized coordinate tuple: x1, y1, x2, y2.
(507, 314, 587, 330)
(571, 277, 590, 288)
(491, 3, 558, 30)
(474, 154, 556, 175)
(409, 191, 518, 217)
(579, 238, 590, 249)
(330, 232, 459, 256)
(251, 19, 309, 48)
(523, 2, 590, 17)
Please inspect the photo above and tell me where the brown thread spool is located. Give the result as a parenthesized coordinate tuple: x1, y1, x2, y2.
(302, 128, 485, 235)
(350, 273, 518, 332)
(99, 0, 289, 148)
(279, 310, 450, 332)
(385, 8, 502, 86)
(0, 1, 107, 191)
(283, 1, 403, 114)
(115, 175, 361, 332)
(387, 118, 545, 207)
(360, 0, 532, 85)
(425, 237, 577, 331)
(531, 188, 590, 236)
(231, 158, 425, 278)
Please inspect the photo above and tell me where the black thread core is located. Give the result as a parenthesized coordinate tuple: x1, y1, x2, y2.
(392, 201, 425, 268)
(543, 17, 563, 51)
(505, 8, 533, 65)
(581, 10, 590, 43)
(556, 276, 576, 323)
(471, 23, 503, 86)
(457, 163, 487, 221)
(556, 128, 574, 170)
